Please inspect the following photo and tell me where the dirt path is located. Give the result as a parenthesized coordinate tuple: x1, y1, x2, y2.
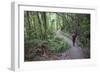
(55, 30, 84, 59)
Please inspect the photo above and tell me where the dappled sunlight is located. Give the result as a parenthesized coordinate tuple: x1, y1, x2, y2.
(54, 29, 84, 59)
(54, 29, 73, 47)
(24, 11, 90, 61)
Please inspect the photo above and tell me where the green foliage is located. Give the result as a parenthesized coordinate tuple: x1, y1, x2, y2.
(24, 11, 90, 61)
(48, 37, 69, 53)
(77, 14, 90, 48)
(24, 39, 42, 49)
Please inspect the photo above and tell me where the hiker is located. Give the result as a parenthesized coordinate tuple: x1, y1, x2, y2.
(72, 32, 77, 46)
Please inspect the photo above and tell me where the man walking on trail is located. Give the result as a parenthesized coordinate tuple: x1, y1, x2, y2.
(72, 32, 77, 46)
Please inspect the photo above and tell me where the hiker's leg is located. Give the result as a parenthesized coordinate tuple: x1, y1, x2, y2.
(72, 39, 75, 46)
(73, 42, 75, 46)
(73, 38, 75, 46)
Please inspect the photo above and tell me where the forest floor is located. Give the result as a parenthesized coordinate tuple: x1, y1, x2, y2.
(59, 38, 84, 59)
(25, 30, 89, 61)
(55, 30, 85, 59)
